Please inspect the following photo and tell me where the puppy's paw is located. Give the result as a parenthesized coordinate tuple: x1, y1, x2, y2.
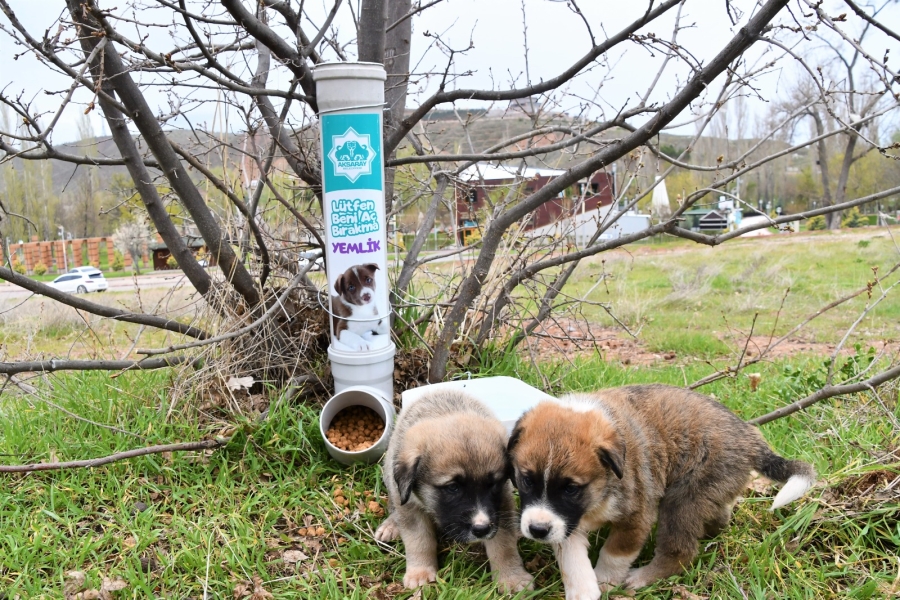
(622, 567, 654, 590)
(495, 568, 534, 593)
(564, 585, 602, 600)
(562, 576, 602, 600)
(594, 568, 626, 587)
(373, 516, 399, 542)
(403, 566, 436, 589)
(594, 556, 630, 589)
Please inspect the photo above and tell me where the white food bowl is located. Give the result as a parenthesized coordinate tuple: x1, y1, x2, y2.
(319, 385, 395, 466)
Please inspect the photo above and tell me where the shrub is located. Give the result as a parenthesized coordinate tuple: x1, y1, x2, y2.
(111, 251, 125, 272)
(166, 254, 178, 269)
(842, 207, 865, 228)
(12, 261, 27, 275)
(806, 215, 826, 230)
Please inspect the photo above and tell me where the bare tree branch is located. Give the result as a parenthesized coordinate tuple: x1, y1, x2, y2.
(0, 356, 195, 376)
(749, 363, 900, 426)
(0, 437, 228, 473)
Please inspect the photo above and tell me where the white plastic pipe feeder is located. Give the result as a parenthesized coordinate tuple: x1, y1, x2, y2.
(314, 62, 396, 464)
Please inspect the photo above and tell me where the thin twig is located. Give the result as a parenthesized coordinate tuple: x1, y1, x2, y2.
(136, 269, 310, 356)
(749, 363, 900, 426)
(0, 438, 228, 473)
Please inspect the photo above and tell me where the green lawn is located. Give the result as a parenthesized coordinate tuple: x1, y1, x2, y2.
(0, 229, 898, 598)
(0, 355, 897, 599)
(562, 230, 900, 357)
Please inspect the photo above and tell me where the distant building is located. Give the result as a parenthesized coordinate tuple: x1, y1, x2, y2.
(148, 235, 215, 270)
(455, 164, 615, 244)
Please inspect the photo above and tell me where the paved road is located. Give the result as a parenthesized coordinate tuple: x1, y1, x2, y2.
(0, 270, 195, 300)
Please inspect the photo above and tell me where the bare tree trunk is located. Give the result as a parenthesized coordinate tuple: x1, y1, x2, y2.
(383, 0, 412, 214)
(358, 0, 387, 63)
(809, 110, 840, 229)
(833, 132, 859, 215)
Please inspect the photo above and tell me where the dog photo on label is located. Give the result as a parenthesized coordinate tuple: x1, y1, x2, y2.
(331, 263, 388, 351)
(374, 388, 533, 593)
(507, 384, 816, 600)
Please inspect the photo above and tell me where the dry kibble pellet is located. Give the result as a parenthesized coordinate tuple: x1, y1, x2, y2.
(325, 406, 385, 452)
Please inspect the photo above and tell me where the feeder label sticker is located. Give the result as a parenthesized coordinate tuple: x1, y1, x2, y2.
(321, 112, 389, 353)
(322, 114, 383, 191)
(330, 198, 379, 238)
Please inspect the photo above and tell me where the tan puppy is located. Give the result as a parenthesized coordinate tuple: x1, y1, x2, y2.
(507, 384, 816, 600)
(375, 389, 532, 592)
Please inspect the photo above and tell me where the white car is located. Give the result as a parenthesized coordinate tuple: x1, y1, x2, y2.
(48, 272, 99, 294)
(67, 266, 109, 292)
(298, 250, 324, 272)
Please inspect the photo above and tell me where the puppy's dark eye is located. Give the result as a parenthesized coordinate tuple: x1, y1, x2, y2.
(444, 482, 460, 494)
(348, 285, 356, 292)
(365, 277, 372, 283)
(520, 475, 533, 490)
(564, 482, 582, 496)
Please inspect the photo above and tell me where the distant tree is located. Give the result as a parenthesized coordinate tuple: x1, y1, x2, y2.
(841, 207, 866, 228)
(112, 219, 152, 275)
(111, 251, 125, 272)
(807, 215, 827, 230)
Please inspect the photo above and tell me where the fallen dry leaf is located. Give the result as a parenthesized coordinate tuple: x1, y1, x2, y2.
(226, 376, 255, 392)
(672, 584, 709, 600)
(251, 576, 274, 599)
(64, 571, 86, 599)
(233, 581, 251, 599)
(747, 475, 773, 495)
(100, 577, 128, 599)
(283, 549, 308, 564)
(384, 582, 405, 595)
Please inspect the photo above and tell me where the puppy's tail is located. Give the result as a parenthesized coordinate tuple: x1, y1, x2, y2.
(755, 450, 816, 511)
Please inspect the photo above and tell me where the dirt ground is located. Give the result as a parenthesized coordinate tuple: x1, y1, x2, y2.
(525, 317, 899, 366)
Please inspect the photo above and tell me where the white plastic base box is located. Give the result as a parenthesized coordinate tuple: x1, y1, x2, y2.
(400, 376, 554, 432)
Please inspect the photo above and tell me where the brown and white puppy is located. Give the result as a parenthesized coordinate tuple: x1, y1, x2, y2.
(332, 263, 388, 351)
(375, 389, 533, 593)
(507, 384, 816, 600)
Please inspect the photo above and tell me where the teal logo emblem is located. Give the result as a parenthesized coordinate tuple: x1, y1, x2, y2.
(327, 127, 376, 183)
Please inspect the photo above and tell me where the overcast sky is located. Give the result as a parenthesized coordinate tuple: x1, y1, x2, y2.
(1, 0, 897, 145)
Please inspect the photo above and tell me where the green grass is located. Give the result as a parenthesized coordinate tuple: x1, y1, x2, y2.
(561, 230, 900, 357)
(1, 230, 899, 597)
(1, 356, 897, 599)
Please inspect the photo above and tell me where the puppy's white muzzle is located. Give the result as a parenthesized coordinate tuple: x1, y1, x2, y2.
(520, 505, 567, 544)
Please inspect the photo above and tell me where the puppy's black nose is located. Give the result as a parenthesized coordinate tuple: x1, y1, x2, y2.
(471, 523, 491, 538)
(528, 523, 551, 539)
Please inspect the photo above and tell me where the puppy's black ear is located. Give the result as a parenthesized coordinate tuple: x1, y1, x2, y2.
(596, 438, 626, 480)
(333, 274, 344, 295)
(364, 263, 379, 272)
(394, 455, 421, 505)
(506, 424, 523, 489)
(507, 423, 523, 454)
